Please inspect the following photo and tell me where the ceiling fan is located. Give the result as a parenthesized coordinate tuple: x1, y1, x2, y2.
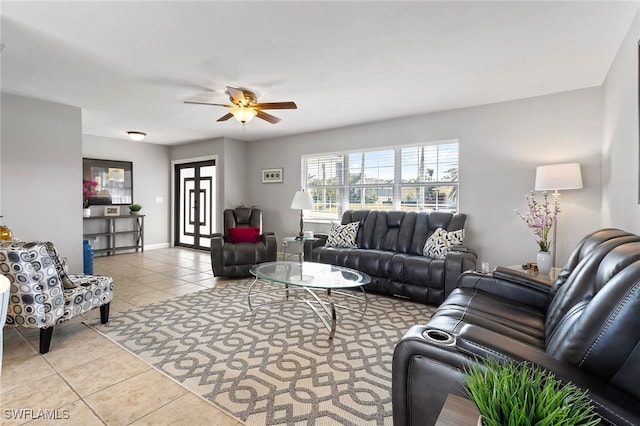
(184, 86, 297, 124)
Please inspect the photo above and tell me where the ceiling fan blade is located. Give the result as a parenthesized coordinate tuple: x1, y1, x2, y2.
(227, 86, 246, 105)
(253, 101, 297, 110)
(256, 110, 281, 124)
(217, 112, 234, 122)
(184, 101, 233, 107)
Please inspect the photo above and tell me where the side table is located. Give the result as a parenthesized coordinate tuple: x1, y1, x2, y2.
(435, 394, 479, 426)
(281, 236, 305, 262)
(505, 265, 561, 285)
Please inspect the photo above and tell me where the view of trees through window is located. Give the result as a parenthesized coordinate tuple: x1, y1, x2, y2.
(303, 141, 458, 220)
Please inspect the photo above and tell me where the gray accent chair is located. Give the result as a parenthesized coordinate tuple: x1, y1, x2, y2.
(1, 241, 113, 354)
(210, 207, 277, 278)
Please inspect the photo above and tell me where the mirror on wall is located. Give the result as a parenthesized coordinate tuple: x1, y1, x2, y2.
(83, 158, 133, 205)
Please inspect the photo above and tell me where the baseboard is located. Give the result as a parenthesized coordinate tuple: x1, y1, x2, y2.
(144, 243, 170, 251)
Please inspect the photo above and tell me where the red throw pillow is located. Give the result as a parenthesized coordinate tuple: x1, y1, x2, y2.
(227, 227, 261, 243)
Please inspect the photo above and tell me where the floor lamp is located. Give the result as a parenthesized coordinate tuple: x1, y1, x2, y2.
(290, 190, 314, 239)
(534, 163, 583, 267)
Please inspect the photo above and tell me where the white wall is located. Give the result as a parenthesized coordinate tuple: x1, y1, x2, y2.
(83, 135, 171, 248)
(247, 88, 603, 268)
(1, 93, 84, 270)
(602, 9, 640, 232)
(222, 138, 249, 211)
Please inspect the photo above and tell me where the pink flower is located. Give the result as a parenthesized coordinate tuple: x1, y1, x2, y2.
(515, 191, 560, 252)
(83, 180, 98, 207)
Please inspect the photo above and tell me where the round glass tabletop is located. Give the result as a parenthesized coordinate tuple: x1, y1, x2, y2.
(250, 261, 371, 289)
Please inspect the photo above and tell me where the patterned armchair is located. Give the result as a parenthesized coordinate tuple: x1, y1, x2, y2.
(1, 275, 9, 374)
(0, 241, 113, 354)
(210, 207, 277, 278)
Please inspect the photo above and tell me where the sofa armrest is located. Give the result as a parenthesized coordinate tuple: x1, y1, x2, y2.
(262, 232, 278, 262)
(492, 266, 553, 290)
(393, 324, 640, 426)
(392, 325, 481, 426)
(210, 233, 224, 276)
(456, 267, 550, 311)
(442, 246, 478, 299)
(455, 324, 640, 426)
(303, 235, 328, 260)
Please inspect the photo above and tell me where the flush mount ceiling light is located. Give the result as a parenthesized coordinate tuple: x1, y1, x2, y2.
(127, 131, 146, 141)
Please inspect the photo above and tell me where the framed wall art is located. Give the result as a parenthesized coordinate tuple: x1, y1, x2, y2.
(83, 158, 133, 205)
(262, 168, 284, 184)
(104, 206, 120, 216)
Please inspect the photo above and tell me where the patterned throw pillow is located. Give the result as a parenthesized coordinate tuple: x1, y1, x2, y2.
(43, 242, 77, 289)
(423, 228, 465, 260)
(325, 222, 359, 248)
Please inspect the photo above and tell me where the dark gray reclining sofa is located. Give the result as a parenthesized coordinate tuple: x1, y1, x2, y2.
(303, 209, 477, 304)
(392, 228, 640, 425)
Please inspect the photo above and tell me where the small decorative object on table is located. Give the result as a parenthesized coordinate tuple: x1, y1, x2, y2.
(128, 204, 143, 215)
(515, 191, 559, 275)
(464, 358, 599, 426)
(104, 206, 120, 216)
(0, 216, 12, 241)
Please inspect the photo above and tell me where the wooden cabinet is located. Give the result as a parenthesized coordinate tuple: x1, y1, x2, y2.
(83, 215, 144, 256)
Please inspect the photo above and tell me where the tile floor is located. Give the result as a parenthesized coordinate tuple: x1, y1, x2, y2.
(1, 248, 244, 426)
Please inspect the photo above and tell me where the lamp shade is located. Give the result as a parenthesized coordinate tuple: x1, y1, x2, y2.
(535, 163, 583, 191)
(290, 190, 313, 210)
(231, 107, 257, 123)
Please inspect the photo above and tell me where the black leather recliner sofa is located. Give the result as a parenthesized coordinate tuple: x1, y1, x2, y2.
(210, 207, 277, 278)
(303, 209, 477, 304)
(392, 228, 640, 425)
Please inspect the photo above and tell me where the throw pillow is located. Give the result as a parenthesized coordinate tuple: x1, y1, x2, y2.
(43, 241, 77, 289)
(423, 228, 465, 260)
(325, 222, 359, 248)
(227, 227, 261, 244)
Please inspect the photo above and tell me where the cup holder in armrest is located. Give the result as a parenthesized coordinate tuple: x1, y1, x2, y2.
(422, 329, 456, 346)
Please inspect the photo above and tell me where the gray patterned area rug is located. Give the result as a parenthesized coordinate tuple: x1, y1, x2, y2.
(92, 279, 436, 425)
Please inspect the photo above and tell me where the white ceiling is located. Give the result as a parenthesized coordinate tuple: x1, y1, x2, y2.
(1, 1, 638, 145)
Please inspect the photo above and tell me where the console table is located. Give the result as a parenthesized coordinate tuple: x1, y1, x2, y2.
(83, 215, 144, 256)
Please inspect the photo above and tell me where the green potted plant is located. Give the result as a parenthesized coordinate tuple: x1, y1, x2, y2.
(128, 204, 143, 215)
(464, 358, 599, 426)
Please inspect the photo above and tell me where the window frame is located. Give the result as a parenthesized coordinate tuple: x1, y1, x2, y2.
(302, 139, 459, 221)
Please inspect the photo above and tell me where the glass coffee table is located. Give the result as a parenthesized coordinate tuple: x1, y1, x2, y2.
(248, 261, 371, 339)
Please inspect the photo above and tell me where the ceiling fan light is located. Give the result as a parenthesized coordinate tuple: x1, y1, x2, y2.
(231, 107, 257, 123)
(127, 131, 146, 141)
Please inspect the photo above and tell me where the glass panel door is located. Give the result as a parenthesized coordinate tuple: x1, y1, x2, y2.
(175, 160, 216, 250)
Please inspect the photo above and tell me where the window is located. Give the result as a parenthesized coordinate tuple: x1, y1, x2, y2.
(303, 141, 458, 220)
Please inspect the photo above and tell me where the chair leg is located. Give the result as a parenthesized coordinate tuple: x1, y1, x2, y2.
(100, 303, 110, 324)
(39, 327, 54, 354)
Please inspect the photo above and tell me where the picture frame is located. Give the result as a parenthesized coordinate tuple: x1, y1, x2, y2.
(83, 158, 133, 205)
(104, 206, 120, 216)
(262, 168, 284, 184)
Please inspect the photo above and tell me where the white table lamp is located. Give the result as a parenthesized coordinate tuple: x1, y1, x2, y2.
(534, 163, 583, 267)
(291, 190, 313, 239)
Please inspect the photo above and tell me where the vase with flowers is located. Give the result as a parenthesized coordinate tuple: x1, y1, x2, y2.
(515, 191, 560, 274)
(83, 180, 98, 217)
